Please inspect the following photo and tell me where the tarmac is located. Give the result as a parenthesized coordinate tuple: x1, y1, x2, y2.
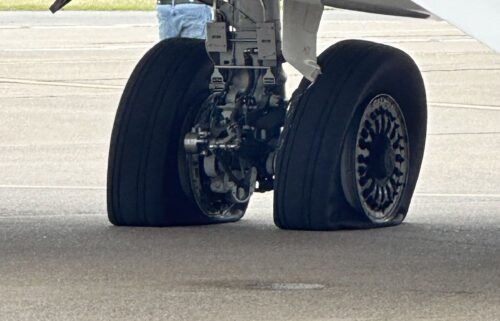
(1, 10, 500, 321)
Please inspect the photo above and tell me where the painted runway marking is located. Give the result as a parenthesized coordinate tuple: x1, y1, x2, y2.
(0, 24, 155, 30)
(0, 142, 108, 148)
(0, 78, 122, 90)
(0, 185, 105, 191)
(431, 102, 500, 111)
(0, 214, 103, 219)
(0, 45, 148, 52)
(31, 24, 155, 30)
(0, 59, 136, 65)
(416, 193, 500, 199)
(428, 132, 500, 136)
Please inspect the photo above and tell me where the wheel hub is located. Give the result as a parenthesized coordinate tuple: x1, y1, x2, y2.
(355, 94, 410, 221)
(183, 86, 283, 218)
(369, 135, 395, 180)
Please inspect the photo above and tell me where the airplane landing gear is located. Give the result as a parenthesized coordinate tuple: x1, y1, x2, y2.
(107, 39, 246, 226)
(107, 2, 427, 230)
(274, 40, 427, 230)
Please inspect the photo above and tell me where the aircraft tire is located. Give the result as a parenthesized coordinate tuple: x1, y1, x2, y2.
(107, 38, 244, 226)
(274, 40, 427, 230)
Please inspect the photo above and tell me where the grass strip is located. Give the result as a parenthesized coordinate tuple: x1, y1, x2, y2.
(0, 0, 155, 11)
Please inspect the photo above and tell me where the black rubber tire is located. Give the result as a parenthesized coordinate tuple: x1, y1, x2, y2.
(274, 40, 427, 230)
(107, 38, 244, 226)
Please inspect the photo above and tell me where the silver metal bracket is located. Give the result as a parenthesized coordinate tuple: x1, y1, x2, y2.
(209, 68, 226, 92)
(206, 22, 228, 53)
(263, 68, 276, 86)
(257, 23, 278, 61)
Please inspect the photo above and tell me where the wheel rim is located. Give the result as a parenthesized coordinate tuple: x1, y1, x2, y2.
(186, 152, 249, 218)
(354, 94, 410, 222)
(182, 98, 250, 219)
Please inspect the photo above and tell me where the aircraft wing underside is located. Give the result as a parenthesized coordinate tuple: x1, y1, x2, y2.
(411, 0, 500, 53)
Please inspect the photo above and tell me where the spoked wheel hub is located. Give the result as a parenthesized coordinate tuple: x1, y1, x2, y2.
(275, 40, 427, 230)
(351, 94, 410, 222)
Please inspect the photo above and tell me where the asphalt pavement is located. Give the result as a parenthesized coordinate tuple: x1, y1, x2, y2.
(1, 11, 500, 321)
